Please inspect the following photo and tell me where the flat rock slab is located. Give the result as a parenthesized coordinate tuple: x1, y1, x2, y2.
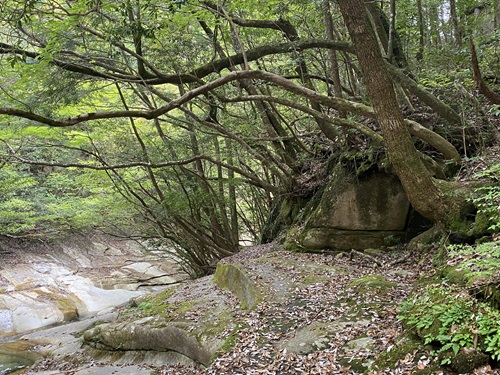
(0, 235, 183, 336)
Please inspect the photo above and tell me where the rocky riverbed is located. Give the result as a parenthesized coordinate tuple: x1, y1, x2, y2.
(0, 234, 186, 374)
(1, 234, 486, 374)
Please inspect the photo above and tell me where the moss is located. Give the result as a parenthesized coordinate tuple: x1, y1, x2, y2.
(440, 266, 470, 286)
(371, 335, 422, 371)
(212, 334, 236, 361)
(120, 288, 188, 321)
(443, 348, 489, 374)
(338, 357, 370, 373)
(283, 227, 308, 252)
(210, 322, 248, 361)
(213, 263, 261, 310)
(302, 274, 331, 284)
(409, 226, 444, 253)
(347, 274, 396, 294)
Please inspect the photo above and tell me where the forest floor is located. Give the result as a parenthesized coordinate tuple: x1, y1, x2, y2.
(130, 245, 498, 375)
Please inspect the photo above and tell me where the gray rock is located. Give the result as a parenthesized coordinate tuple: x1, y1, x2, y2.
(83, 322, 211, 366)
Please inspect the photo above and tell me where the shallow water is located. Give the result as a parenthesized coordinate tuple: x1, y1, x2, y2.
(0, 352, 34, 375)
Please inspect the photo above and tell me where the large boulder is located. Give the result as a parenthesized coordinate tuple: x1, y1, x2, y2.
(296, 170, 410, 250)
(309, 172, 409, 231)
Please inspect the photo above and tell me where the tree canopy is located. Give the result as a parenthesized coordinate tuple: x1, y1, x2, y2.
(0, 0, 498, 275)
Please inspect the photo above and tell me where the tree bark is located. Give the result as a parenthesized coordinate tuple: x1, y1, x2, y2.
(416, 0, 425, 61)
(469, 38, 500, 105)
(324, 0, 344, 103)
(335, 0, 454, 224)
(387, 0, 396, 63)
(428, 4, 442, 46)
(449, 0, 463, 46)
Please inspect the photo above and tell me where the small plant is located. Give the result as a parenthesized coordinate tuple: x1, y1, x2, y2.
(487, 104, 500, 116)
(446, 241, 500, 275)
(398, 285, 500, 363)
(470, 163, 500, 233)
(137, 301, 154, 310)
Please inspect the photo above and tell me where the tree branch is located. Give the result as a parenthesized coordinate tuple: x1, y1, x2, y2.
(0, 69, 460, 161)
(3, 143, 279, 192)
(0, 39, 353, 85)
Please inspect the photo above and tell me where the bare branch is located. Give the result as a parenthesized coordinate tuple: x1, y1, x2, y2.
(3, 142, 279, 192)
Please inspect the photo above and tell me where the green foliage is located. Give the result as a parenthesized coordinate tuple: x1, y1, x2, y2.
(470, 163, 500, 232)
(0, 161, 131, 236)
(0, 165, 39, 234)
(398, 285, 500, 362)
(446, 241, 500, 276)
(0, 0, 498, 276)
(488, 105, 500, 116)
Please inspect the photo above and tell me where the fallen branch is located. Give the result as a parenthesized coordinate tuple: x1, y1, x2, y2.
(349, 249, 383, 267)
(388, 252, 412, 267)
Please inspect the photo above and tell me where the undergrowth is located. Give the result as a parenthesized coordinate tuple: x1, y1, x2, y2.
(398, 240, 500, 367)
(398, 284, 500, 364)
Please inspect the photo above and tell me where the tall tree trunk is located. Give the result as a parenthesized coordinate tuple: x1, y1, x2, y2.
(335, 0, 456, 225)
(416, 0, 425, 61)
(225, 138, 239, 244)
(387, 0, 396, 63)
(324, 0, 344, 102)
(428, 4, 442, 46)
(449, 0, 462, 46)
(469, 38, 500, 105)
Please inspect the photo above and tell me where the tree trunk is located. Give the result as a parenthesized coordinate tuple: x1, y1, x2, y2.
(449, 0, 463, 46)
(387, 0, 396, 63)
(324, 0, 344, 102)
(469, 37, 500, 105)
(335, 0, 457, 225)
(416, 0, 425, 61)
(428, 4, 442, 47)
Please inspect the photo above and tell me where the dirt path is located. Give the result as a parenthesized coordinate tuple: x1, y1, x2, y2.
(145, 245, 428, 374)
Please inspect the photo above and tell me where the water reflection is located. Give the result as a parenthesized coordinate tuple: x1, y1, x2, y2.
(0, 341, 36, 375)
(0, 352, 34, 374)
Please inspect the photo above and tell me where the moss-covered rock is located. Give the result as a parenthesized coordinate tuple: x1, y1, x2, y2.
(347, 274, 396, 294)
(213, 263, 261, 310)
(299, 227, 405, 251)
(371, 334, 422, 371)
(440, 265, 469, 286)
(407, 226, 444, 252)
(445, 348, 489, 374)
(82, 274, 239, 367)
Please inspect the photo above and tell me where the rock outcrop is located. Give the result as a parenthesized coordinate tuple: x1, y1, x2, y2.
(290, 169, 413, 251)
(0, 234, 182, 336)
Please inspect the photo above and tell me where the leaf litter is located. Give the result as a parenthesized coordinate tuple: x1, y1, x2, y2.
(146, 245, 499, 375)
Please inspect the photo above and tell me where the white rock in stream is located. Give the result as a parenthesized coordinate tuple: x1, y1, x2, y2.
(0, 235, 182, 337)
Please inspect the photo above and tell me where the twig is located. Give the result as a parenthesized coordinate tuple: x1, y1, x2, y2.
(349, 249, 383, 267)
(388, 252, 412, 267)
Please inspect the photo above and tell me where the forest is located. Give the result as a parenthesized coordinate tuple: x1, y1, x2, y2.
(0, 0, 499, 372)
